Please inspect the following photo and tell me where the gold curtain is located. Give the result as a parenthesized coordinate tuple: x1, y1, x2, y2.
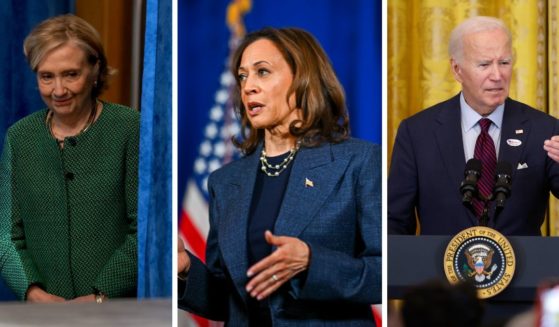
(387, 0, 559, 235)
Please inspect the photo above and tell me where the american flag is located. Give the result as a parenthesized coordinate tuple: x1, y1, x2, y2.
(179, 57, 241, 327)
(179, 55, 240, 259)
(178, 7, 244, 320)
(179, 1, 247, 325)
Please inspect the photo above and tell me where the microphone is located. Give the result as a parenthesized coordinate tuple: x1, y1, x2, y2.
(460, 159, 481, 205)
(494, 161, 512, 209)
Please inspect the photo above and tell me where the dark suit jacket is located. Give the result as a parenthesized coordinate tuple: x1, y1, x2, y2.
(388, 94, 559, 235)
(179, 139, 381, 326)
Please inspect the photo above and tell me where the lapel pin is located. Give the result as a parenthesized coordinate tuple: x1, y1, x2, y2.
(515, 129, 523, 134)
(305, 178, 314, 188)
(506, 139, 522, 147)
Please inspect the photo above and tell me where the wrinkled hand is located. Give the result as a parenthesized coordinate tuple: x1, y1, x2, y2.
(246, 231, 309, 300)
(69, 294, 96, 303)
(26, 285, 65, 303)
(178, 237, 191, 275)
(544, 136, 559, 163)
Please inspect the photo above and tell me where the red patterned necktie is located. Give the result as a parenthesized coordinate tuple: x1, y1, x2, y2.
(473, 118, 497, 217)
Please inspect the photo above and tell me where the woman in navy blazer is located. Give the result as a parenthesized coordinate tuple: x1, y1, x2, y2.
(178, 27, 381, 326)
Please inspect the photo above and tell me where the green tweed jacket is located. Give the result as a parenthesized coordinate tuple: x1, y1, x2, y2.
(0, 102, 138, 300)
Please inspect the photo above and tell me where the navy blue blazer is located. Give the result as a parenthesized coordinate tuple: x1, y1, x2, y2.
(389, 94, 559, 235)
(179, 139, 381, 326)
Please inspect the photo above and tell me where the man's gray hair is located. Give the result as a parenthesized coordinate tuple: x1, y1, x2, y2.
(448, 16, 512, 63)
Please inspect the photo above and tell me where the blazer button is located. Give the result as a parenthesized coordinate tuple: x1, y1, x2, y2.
(65, 172, 75, 180)
(68, 137, 77, 146)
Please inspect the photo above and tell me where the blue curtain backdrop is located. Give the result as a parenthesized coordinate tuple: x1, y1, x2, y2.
(0, 0, 74, 301)
(178, 0, 382, 211)
(137, 0, 172, 298)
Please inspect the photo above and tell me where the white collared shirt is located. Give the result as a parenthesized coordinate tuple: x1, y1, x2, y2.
(460, 92, 504, 161)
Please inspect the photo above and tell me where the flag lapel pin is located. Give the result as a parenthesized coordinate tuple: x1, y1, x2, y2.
(305, 178, 314, 188)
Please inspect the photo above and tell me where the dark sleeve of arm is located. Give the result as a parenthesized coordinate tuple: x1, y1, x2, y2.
(388, 120, 418, 235)
(178, 177, 228, 321)
(289, 144, 382, 304)
(548, 118, 559, 198)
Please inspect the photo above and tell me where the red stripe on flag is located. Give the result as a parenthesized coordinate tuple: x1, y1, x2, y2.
(180, 209, 207, 263)
(372, 305, 382, 327)
(191, 313, 210, 327)
(180, 210, 215, 326)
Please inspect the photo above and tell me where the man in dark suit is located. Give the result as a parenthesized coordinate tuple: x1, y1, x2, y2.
(389, 16, 559, 235)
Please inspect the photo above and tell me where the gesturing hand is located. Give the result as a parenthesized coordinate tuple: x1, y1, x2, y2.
(544, 136, 559, 163)
(178, 237, 191, 275)
(245, 231, 309, 300)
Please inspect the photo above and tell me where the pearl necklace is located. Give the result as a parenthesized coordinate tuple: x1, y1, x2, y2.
(260, 143, 300, 177)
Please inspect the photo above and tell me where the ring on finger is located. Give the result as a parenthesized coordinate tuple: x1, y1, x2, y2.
(271, 274, 279, 282)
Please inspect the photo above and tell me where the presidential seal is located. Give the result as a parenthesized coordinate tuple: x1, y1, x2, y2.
(444, 226, 515, 299)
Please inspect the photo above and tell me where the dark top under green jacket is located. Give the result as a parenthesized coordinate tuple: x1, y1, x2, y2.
(0, 102, 138, 300)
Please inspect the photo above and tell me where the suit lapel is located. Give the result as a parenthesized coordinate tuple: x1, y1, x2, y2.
(434, 95, 478, 225)
(219, 143, 351, 301)
(273, 143, 350, 237)
(498, 99, 529, 182)
(218, 146, 260, 301)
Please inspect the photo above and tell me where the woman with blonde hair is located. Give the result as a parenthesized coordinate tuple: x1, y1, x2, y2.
(0, 14, 138, 303)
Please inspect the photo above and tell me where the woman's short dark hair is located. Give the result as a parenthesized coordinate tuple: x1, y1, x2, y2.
(230, 27, 350, 154)
(23, 14, 113, 98)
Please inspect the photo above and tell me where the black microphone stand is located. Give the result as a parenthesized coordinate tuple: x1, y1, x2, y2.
(477, 192, 492, 227)
(480, 205, 489, 227)
(492, 161, 513, 227)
